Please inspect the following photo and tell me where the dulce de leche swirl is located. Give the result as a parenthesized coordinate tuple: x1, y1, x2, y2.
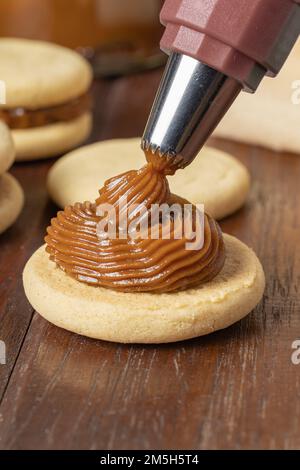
(45, 154, 225, 293)
(0, 93, 91, 130)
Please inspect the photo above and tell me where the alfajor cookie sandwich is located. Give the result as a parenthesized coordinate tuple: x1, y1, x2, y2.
(0, 38, 93, 161)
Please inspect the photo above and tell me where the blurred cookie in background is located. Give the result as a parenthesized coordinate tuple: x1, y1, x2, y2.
(0, 38, 93, 161)
(0, 120, 15, 174)
(213, 39, 300, 154)
(0, 122, 24, 234)
(47, 137, 250, 221)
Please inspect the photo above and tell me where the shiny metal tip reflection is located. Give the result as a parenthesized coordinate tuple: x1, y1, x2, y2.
(142, 52, 242, 167)
(141, 139, 176, 158)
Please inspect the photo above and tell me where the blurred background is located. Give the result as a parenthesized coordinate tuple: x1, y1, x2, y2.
(1, 0, 299, 155)
(0, 0, 166, 76)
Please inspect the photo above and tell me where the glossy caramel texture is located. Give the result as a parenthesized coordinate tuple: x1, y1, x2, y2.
(45, 153, 225, 293)
(0, 93, 91, 129)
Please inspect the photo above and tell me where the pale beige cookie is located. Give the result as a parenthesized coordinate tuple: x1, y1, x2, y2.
(0, 122, 15, 175)
(47, 138, 250, 220)
(13, 113, 92, 161)
(23, 234, 265, 344)
(0, 38, 92, 109)
(0, 173, 24, 234)
(213, 39, 300, 153)
(0, 38, 93, 160)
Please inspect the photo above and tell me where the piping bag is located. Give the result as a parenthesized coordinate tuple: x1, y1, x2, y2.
(142, 0, 300, 168)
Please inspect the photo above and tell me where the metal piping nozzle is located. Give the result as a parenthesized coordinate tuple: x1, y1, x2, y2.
(142, 52, 242, 168)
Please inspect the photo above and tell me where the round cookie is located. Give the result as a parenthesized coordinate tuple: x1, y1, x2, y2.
(13, 113, 92, 161)
(47, 138, 250, 220)
(0, 38, 93, 160)
(0, 121, 15, 174)
(0, 173, 24, 234)
(213, 39, 300, 153)
(0, 38, 92, 108)
(23, 234, 265, 344)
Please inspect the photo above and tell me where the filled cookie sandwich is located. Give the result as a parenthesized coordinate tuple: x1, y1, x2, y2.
(0, 38, 93, 161)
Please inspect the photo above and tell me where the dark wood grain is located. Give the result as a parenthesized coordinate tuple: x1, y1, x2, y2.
(0, 160, 53, 401)
(0, 70, 299, 450)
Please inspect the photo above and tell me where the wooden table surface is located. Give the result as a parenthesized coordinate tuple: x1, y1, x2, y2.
(0, 70, 299, 450)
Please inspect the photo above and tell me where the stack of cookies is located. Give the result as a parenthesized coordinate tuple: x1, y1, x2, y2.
(0, 122, 24, 234)
(0, 38, 93, 161)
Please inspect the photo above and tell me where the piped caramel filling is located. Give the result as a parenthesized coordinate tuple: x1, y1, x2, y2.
(0, 92, 92, 129)
(45, 151, 225, 293)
